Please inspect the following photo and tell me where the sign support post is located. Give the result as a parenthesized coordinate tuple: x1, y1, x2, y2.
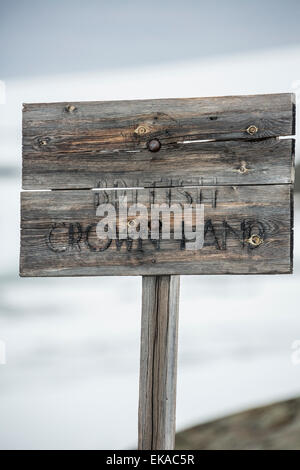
(138, 275, 180, 450)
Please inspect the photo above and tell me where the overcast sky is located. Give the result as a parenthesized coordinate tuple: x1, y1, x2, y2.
(1, 0, 300, 79)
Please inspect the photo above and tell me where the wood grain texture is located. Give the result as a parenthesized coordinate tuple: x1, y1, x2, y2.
(20, 185, 292, 276)
(22, 137, 294, 190)
(22, 93, 295, 190)
(139, 275, 180, 450)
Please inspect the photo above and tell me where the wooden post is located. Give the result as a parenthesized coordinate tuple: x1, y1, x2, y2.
(138, 275, 180, 450)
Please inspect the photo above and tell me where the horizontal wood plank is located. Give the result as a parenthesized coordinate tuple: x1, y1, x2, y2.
(22, 93, 295, 190)
(22, 137, 294, 190)
(20, 185, 292, 276)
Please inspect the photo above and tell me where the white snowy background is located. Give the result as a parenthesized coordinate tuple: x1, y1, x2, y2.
(0, 0, 300, 450)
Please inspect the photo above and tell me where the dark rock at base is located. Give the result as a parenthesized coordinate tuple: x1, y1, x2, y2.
(175, 397, 300, 450)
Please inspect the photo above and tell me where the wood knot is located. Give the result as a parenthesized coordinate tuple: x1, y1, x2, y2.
(65, 104, 77, 113)
(239, 164, 248, 174)
(134, 125, 150, 135)
(246, 125, 258, 135)
(247, 234, 263, 247)
(128, 219, 137, 228)
(37, 137, 50, 147)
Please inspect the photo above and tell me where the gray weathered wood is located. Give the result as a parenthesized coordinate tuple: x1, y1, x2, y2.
(22, 137, 294, 190)
(139, 275, 180, 450)
(22, 93, 295, 190)
(20, 93, 295, 277)
(20, 185, 293, 276)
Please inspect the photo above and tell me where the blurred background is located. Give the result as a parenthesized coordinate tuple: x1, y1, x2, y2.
(0, 0, 300, 449)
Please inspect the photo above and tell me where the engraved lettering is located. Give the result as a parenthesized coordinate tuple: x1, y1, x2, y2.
(46, 223, 68, 253)
(222, 221, 242, 250)
(85, 224, 112, 252)
(204, 220, 220, 250)
(68, 223, 82, 251)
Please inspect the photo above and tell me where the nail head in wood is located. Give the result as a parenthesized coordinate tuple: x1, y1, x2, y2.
(147, 138, 161, 152)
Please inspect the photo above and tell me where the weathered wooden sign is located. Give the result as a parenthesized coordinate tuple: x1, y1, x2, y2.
(20, 94, 295, 276)
(20, 93, 295, 450)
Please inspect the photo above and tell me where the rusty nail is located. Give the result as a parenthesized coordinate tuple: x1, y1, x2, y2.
(246, 125, 258, 135)
(247, 234, 263, 246)
(147, 138, 161, 152)
(65, 104, 76, 113)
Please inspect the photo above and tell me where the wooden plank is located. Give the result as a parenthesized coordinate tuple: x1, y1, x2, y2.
(139, 275, 180, 450)
(20, 185, 292, 276)
(22, 93, 295, 190)
(22, 137, 294, 190)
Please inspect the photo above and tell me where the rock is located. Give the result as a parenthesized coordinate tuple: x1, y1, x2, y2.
(175, 397, 300, 450)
